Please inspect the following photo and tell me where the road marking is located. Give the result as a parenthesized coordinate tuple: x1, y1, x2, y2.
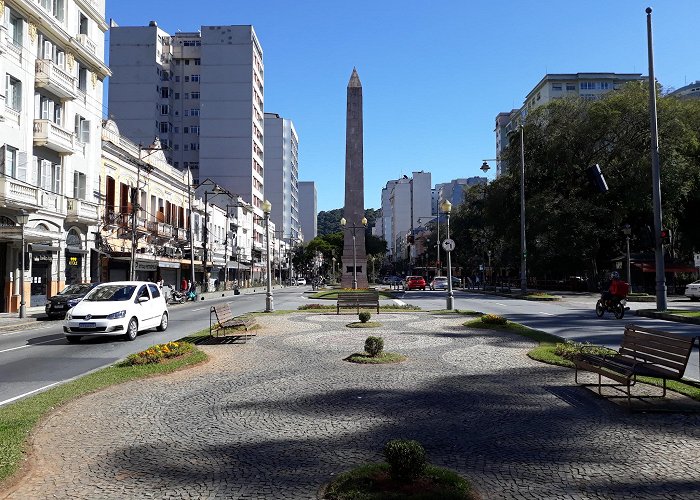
(0, 381, 62, 407)
(495, 302, 508, 307)
(539, 312, 555, 316)
(393, 299, 406, 306)
(0, 338, 61, 354)
(191, 307, 208, 311)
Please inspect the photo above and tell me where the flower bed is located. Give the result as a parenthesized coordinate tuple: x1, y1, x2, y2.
(119, 341, 194, 366)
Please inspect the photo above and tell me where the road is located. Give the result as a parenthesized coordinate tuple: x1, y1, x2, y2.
(398, 288, 700, 382)
(0, 287, 311, 406)
(1, 286, 698, 406)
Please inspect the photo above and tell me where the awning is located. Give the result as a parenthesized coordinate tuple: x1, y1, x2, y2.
(29, 244, 60, 252)
(159, 261, 181, 269)
(226, 262, 250, 270)
(0, 226, 63, 243)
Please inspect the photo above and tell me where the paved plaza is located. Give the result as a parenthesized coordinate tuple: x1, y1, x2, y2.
(4, 312, 700, 499)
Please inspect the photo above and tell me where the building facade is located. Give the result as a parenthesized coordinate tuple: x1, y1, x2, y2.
(107, 23, 267, 266)
(0, 0, 109, 312)
(298, 180, 316, 241)
(669, 81, 700, 100)
(263, 112, 300, 242)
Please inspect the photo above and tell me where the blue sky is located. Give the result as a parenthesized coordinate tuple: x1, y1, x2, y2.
(105, 0, 700, 212)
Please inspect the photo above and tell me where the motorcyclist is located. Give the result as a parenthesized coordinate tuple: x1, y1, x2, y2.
(601, 271, 628, 306)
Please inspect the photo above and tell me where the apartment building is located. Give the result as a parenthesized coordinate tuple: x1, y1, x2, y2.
(0, 0, 109, 312)
(108, 22, 267, 262)
(495, 73, 644, 175)
(263, 112, 300, 242)
(435, 177, 486, 209)
(298, 181, 316, 241)
(669, 80, 700, 100)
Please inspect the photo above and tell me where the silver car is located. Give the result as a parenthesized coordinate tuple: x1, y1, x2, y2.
(685, 280, 700, 301)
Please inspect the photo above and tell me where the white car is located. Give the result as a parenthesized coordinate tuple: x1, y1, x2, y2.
(64, 281, 169, 343)
(685, 280, 700, 301)
(295, 277, 307, 286)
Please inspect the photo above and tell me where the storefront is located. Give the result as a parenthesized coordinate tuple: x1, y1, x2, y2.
(29, 244, 59, 307)
(134, 259, 158, 281)
(158, 261, 180, 288)
(65, 229, 87, 285)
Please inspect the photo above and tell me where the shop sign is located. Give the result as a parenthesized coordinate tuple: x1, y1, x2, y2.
(159, 261, 180, 269)
(135, 260, 158, 272)
(33, 253, 53, 262)
(68, 256, 79, 266)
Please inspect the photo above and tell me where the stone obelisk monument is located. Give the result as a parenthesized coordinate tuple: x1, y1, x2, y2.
(341, 68, 368, 289)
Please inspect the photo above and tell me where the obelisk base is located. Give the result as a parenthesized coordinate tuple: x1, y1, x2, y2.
(341, 257, 368, 289)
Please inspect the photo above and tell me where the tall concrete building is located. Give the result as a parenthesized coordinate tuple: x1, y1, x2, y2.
(298, 181, 317, 242)
(0, 0, 109, 312)
(264, 113, 300, 242)
(108, 23, 267, 251)
(435, 177, 486, 209)
(495, 73, 644, 175)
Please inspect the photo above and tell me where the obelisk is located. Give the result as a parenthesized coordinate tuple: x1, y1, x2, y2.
(341, 68, 368, 289)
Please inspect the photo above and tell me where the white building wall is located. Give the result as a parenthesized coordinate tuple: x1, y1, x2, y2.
(298, 181, 316, 241)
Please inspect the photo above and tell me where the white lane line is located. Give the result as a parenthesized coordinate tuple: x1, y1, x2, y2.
(539, 312, 555, 316)
(393, 299, 406, 306)
(191, 307, 208, 311)
(0, 381, 63, 407)
(0, 338, 61, 354)
(495, 302, 508, 307)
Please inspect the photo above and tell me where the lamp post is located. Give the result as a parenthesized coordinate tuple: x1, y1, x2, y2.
(340, 216, 367, 290)
(623, 224, 632, 290)
(263, 200, 273, 312)
(441, 200, 454, 310)
(203, 185, 226, 292)
(17, 209, 29, 318)
(519, 125, 527, 294)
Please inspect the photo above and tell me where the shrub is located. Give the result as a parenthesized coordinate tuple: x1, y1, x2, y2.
(480, 314, 507, 325)
(364, 336, 384, 357)
(554, 340, 616, 361)
(358, 311, 371, 323)
(119, 342, 194, 366)
(383, 439, 427, 481)
(298, 303, 332, 310)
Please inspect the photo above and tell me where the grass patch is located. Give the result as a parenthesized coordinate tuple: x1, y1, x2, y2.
(324, 462, 475, 499)
(345, 352, 407, 364)
(297, 304, 420, 312)
(666, 309, 700, 318)
(347, 322, 382, 328)
(309, 290, 396, 300)
(525, 292, 559, 299)
(0, 331, 209, 485)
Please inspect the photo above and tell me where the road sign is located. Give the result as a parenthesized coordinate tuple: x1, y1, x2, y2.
(442, 238, 455, 252)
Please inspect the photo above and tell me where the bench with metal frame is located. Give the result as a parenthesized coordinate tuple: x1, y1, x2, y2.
(210, 303, 255, 341)
(573, 323, 696, 402)
(336, 291, 380, 314)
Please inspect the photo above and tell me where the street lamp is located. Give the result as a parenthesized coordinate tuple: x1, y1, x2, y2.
(263, 199, 273, 312)
(203, 185, 227, 292)
(441, 200, 454, 310)
(17, 209, 29, 318)
(623, 224, 632, 290)
(340, 216, 367, 290)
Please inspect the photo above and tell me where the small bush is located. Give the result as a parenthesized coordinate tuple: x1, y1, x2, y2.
(364, 336, 384, 357)
(119, 342, 194, 366)
(358, 311, 371, 323)
(298, 303, 332, 310)
(383, 439, 427, 481)
(480, 314, 507, 325)
(554, 340, 616, 361)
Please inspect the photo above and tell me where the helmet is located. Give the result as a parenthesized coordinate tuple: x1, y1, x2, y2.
(610, 271, 620, 280)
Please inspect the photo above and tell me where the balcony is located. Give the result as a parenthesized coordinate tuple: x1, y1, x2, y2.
(74, 33, 96, 54)
(135, 217, 149, 233)
(0, 176, 40, 209)
(176, 228, 188, 241)
(66, 198, 99, 224)
(33, 120, 76, 154)
(35, 59, 77, 100)
(41, 191, 66, 216)
(147, 221, 174, 238)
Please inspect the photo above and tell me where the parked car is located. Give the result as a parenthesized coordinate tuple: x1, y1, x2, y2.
(685, 280, 700, 301)
(63, 281, 168, 343)
(429, 276, 449, 290)
(405, 276, 427, 291)
(45, 283, 99, 319)
(295, 277, 307, 286)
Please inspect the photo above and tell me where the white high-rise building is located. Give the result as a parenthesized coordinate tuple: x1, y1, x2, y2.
(108, 23, 267, 252)
(298, 181, 316, 242)
(0, 0, 109, 313)
(264, 112, 300, 242)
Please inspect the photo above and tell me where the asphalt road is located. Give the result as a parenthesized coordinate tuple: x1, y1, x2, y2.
(0, 287, 311, 406)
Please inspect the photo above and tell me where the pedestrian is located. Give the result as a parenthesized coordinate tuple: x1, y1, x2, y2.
(181, 277, 187, 292)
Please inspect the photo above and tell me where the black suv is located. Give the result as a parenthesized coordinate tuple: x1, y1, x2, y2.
(45, 283, 99, 319)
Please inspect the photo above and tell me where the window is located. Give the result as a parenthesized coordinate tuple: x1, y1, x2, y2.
(552, 84, 562, 91)
(37, 0, 64, 22)
(191, 74, 200, 82)
(174, 145, 179, 151)
(74, 115, 90, 143)
(148, 284, 161, 298)
(185, 59, 190, 65)
(194, 59, 201, 66)
(2, 146, 18, 177)
(174, 127, 179, 133)
(184, 145, 189, 151)
(184, 93, 190, 99)
(184, 76, 189, 82)
(161, 87, 170, 98)
(190, 125, 200, 135)
(599, 82, 610, 90)
(78, 65, 88, 92)
(159, 121, 169, 133)
(6, 75, 22, 111)
(160, 104, 169, 115)
(73, 171, 87, 199)
(183, 127, 189, 133)
(566, 83, 575, 91)
(190, 109, 200, 116)
(35, 157, 61, 193)
(78, 12, 89, 35)
(38, 95, 62, 125)
(9, 11, 24, 46)
(191, 92, 200, 99)
(580, 82, 596, 90)
(174, 93, 180, 100)
(190, 143, 199, 151)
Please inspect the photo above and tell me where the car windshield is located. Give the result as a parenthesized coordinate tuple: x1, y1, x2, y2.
(434, 278, 447, 282)
(85, 285, 136, 302)
(60, 284, 93, 295)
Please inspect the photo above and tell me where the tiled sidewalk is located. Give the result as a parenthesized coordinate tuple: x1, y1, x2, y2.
(4, 313, 700, 499)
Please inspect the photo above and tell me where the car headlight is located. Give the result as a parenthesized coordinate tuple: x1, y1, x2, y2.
(107, 310, 127, 320)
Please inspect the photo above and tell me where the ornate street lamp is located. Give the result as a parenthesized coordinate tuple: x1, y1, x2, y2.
(263, 199, 273, 312)
(17, 210, 29, 319)
(441, 200, 454, 310)
(340, 216, 367, 290)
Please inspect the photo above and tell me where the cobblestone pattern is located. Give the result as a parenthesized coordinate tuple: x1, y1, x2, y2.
(5, 313, 700, 499)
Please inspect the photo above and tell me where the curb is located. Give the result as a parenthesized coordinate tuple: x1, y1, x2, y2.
(468, 290, 562, 301)
(635, 309, 700, 325)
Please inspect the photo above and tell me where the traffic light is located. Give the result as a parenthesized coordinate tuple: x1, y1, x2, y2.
(660, 228, 671, 245)
(586, 164, 609, 193)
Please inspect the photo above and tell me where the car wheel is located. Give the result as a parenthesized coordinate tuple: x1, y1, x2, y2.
(157, 312, 168, 332)
(124, 318, 138, 341)
(595, 300, 605, 318)
(65, 335, 81, 343)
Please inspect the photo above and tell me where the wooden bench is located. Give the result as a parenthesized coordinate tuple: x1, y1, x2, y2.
(336, 291, 380, 314)
(210, 303, 256, 341)
(573, 324, 695, 402)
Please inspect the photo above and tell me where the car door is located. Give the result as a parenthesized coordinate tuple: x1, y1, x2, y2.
(147, 284, 164, 327)
(134, 285, 152, 329)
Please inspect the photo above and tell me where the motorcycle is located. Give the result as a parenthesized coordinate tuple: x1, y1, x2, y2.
(169, 289, 186, 304)
(595, 294, 627, 319)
